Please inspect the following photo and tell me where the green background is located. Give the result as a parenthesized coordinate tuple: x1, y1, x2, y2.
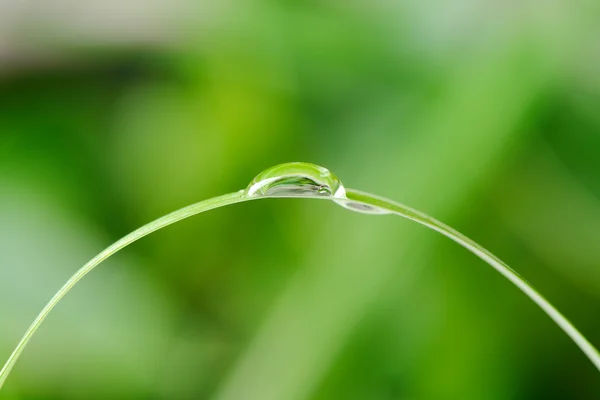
(1, 1, 600, 398)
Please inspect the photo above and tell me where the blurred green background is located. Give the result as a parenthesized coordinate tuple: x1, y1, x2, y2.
(1, 1, 600, 399)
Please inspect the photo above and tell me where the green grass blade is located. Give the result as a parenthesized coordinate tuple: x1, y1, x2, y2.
(2, 176, 598, 392)
(344, 188, 600, 371)
(0, 191, 249, 389)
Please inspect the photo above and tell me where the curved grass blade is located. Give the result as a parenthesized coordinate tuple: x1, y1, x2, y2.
(344, 188, 600, 371)
(2, 163, 598, 391)
(0, 191, 249, 389)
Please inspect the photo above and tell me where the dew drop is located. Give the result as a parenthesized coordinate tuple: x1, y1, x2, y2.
(245, 162, 347, 199)
(333, 199, 391, 215)
(245, 162, 391, 215)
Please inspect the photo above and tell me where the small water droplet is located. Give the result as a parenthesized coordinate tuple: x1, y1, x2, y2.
(333, 199, 391, 215)
(245, 162, 347, 199)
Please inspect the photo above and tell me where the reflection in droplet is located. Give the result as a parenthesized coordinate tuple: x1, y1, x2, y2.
(245, 162, 346, 199)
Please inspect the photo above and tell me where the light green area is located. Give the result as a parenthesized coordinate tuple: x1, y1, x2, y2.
(2, 1, 600, 398)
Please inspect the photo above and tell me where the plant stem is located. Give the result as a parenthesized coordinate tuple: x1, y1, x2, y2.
(0, 191, 249, 389)
(345, 188, 600, 371)
(2, 187, 598, 390)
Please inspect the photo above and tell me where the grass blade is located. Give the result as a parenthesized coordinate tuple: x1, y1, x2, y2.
(345, 188, 600, 371)
(0, 191, 248, 389)
(2, 171, 598, 392)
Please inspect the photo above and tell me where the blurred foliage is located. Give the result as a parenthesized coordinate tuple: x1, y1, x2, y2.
(1, 1, 600, 399)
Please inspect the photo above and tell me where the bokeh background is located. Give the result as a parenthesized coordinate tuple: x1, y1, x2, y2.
(1, 1, 600, 399)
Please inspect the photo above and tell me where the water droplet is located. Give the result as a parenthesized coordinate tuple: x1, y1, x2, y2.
(245, 162, 390, 215)
(333, 199, 391, 215)
(245, 162, 347, 199)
